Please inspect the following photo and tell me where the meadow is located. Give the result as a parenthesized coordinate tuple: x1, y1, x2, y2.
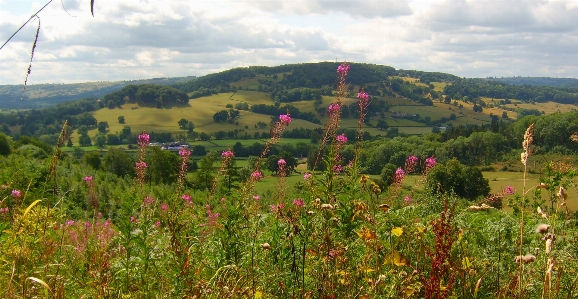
(1, 63, 577, 299)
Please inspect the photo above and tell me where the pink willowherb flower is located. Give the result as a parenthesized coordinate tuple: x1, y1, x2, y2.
(336, 134, 348, 144)
(357, 92, 369, 101)
(251, 171, 263, 180)
(155, 221, 161, 228)
(337, 62, 350, 75)
(394, 167, 405, 183)
(333, 164, 342, 173)
(179, 147, 190, 157)
(278, 159, 286, 166)
(505, 186, 515, 195)
(138, 133, 150, 146)
(136, 161, 147, 169)
(11, 189, 22, 198)
(328, 103, 341, 114)
(279, 114, 291, 125)
(221, 150, 234, 158)
(404, 196, 412, 202)
(406, 155, 419, 173)
(160, 203, 169, 211)
(84, 176, 93, 182)
(293, 198, 304, 208)
(303, 173, 312, 180)
(182, 194, 192, 204)
(425, 156, 437, 169)
(143, 196, 155, 206)
(253, 195, 260, 200)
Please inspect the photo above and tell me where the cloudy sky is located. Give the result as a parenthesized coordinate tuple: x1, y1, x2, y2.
(1, 0, 577, 85)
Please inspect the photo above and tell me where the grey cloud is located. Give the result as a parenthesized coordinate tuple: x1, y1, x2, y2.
(246, 0, 412, 18)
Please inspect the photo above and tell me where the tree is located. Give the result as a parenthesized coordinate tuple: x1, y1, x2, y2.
(118, 116, 125, 124)
(77, 125, 89, 135)
(178, 118, 189, 130)
(97, 121, 109, 133)
(213, 110, 229, 123)
(0, 133, 11, 156)
(84, 151, 101, 169)
(78, 134, 92, 146)
(102, 148, 134, 177)
(94, 134, 107, 148)
(147, 147, 180, 184)
(426, 159, 490, 201)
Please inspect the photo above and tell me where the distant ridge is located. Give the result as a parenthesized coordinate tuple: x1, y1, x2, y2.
(481, 77, 578, 88)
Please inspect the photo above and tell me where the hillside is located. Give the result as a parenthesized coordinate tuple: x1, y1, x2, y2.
(0, 76, 196, 109)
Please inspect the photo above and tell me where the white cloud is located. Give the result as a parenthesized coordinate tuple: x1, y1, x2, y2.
(0, 0, 576, 85)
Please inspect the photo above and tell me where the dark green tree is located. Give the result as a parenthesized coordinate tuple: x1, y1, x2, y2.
(102, 148, 134, 177)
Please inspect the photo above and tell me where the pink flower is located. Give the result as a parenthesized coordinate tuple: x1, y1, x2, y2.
(356, 92, 369, 101)
(404, 196, 412, 202)
(130, 216, 136, 222)
(182, 194, 192, 204)
(333, 164, 342, 173)
(293, 198, 304, 208)
(160, 203, 169, 211)
(138, 133, 150, 146)
(11, 189, 21, 198)
(425, 156, 437, 169)
(278, 159, 286, 166)
(66, 220, 75, 226)
(179, 147, 190, 157)
(221, 197, 226, 203)
(253, 195, 260, 200)
(221, 150, 234, 158)
(336, 134, 348, 144)
(406, 155, 418, 173)
(85, 221, 91, 228)
(336, 62, 350, 75)
(279, 114, 291, 125)
(84, 176, 93, 182)
(143, 196, 155, 206)
(136, 161, 147, 169)
(251, 171, 263, 180)
(394, 167, 405, 183)
(303, 173, 312, 180)
(328, 103, 341, 113)
(505, 186, 515, 195)
(1, 207, 9, 213)
(155, 221, 161, 228)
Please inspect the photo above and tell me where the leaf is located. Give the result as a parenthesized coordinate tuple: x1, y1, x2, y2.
(91, 0, 95, 16)
(23, 200, 42, 218)
(384, 250, 409, 266)
(462, 257, 472, 269)
(28, 276, 51, 292)
(391, 227, 403, 237)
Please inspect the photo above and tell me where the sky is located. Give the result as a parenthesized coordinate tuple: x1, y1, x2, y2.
(0, 0, 577, 85)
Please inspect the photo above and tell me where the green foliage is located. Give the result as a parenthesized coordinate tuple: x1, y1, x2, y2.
(427, 159, 490, 200)
(102, 148, 134, 177)
(83, 151, 101, 169)
(0, 132, 11, 156)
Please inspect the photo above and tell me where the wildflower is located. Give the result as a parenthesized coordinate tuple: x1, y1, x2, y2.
(394, 167, 405, 183)
(405, 155, 418, 173)
(536, 224, 550, 234)
(179, 147, 190, 157)
(253, 195, 260, 200)
(155, 221, 161, 228)
(221, 150, 234, 158)
(278, 159, 286, 166)
(336, 62, 350, 75)
(293, 198, 304, 208)
(404, 196, 412, 202)
(182, 194, 192, 204)
(251, 171, 263, 180)
(160, 202, 169, 211)
(11, 189, 21, 198)
(328, 103, 341, 114)
(303, 173, 312, 180)
(0, 207, 8, 213)
(136, 161, 147, 169)
(336, 134, 347, 144)
(130, 216, 136, 222)
(221, 197, 226, 203)
(84, 176, 93, 182)
(505, 186, 515, 195)
(356, 92, 369, 101)
(279, 114, 291, 125)
(66, 220, 75, 226)
(333, 164, 342, 173)
(138, 133, 150, 146)
(425, 156, 437, 169)
(85, 221, 91, 228)
(143, 196, 155, 206)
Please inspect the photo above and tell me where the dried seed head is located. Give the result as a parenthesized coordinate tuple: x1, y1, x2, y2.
(545, 238, 553, 255)
(571, 132, 578, 143)
(557, 186, 567, 201)
(320, 203, 334, 210)
(522, 124, 534, 152)
(307, 210, 314, 216)
(261, 243, 271, 250)
(537, 207, 548, 219)
(535, 224, 550, 234)
(515, 254, 536, 264)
